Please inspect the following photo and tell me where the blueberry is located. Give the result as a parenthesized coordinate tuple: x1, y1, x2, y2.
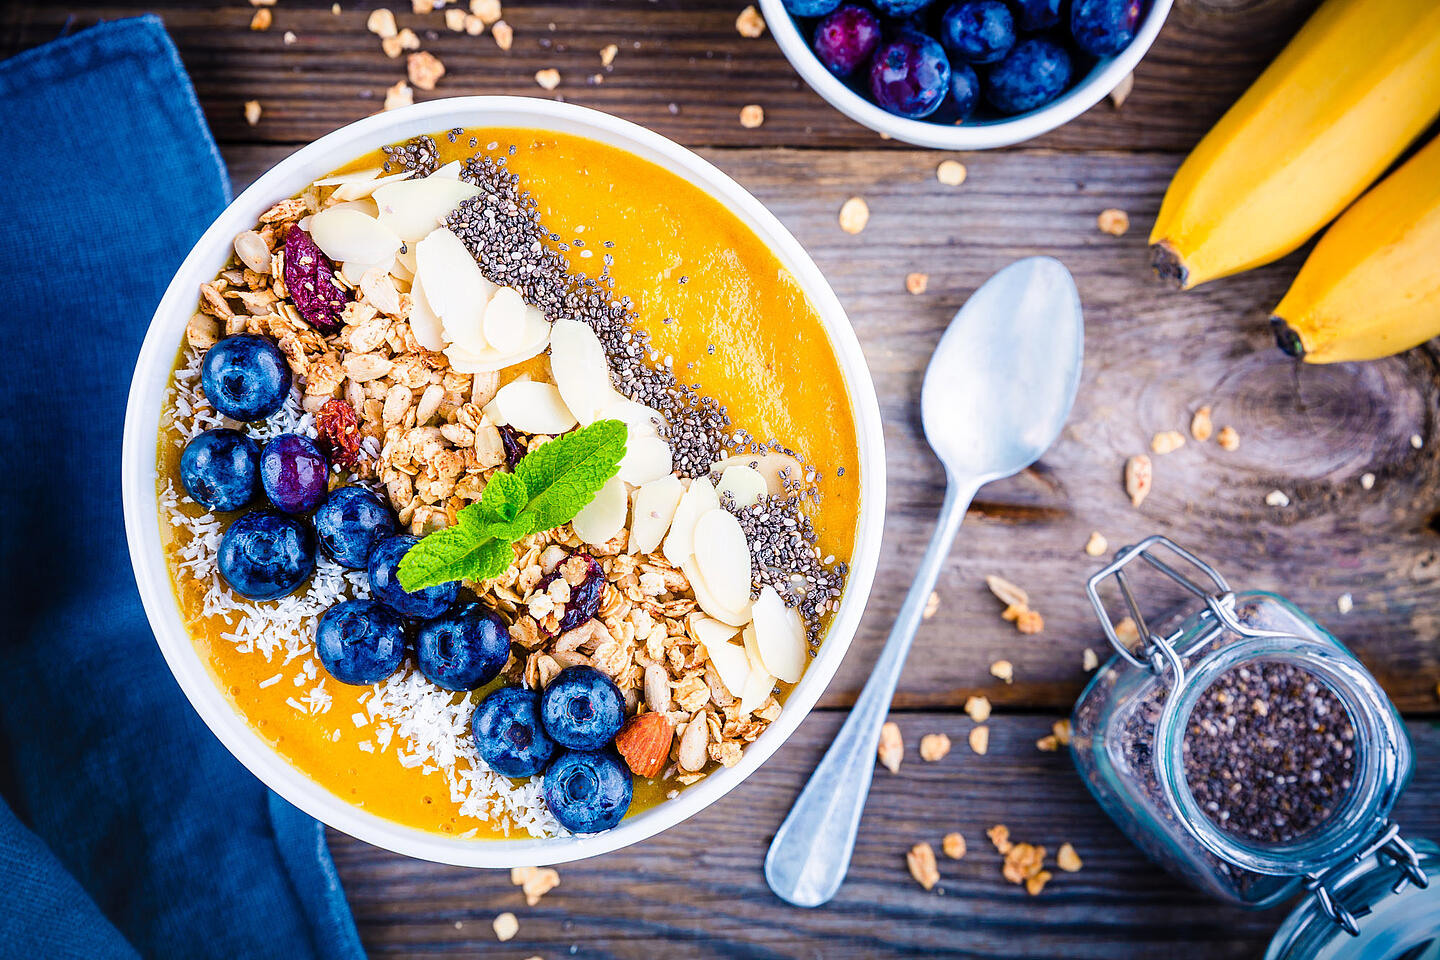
(368, 534, 458, 620)
(539, 666, 625, 750)
(314, 486, 396, 568)
(949, 62, 982, 120)
(869, 32, 952, 120)
(543, 749, 633, 834)
(180, 428, 259, 512)
(415, 603, 511, 691)
(986, 37, 1073, 114)
(812, 4, 881, 78)
(940, 1, 1015, 64)
(782, 0, 841, 16)
(217, 510, 315, 600)
(472, 686, 557, 778)
(200, 334, 291, 422)
(871, 0, 933, 16)
(1012, 0, 1062, 31)
(315, 599, 406, 684)
(260, 433, 329, 514)
(1071, 0, 1144, 57)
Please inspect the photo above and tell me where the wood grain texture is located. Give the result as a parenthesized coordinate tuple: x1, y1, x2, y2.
(330, 712, 1440, 959)
(1, 0, 1322, 151)
(221, 143, 1440, 715)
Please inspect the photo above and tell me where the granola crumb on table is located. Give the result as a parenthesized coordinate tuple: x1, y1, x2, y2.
(907, 842, 940, 891)
(878, 720, 903, 773)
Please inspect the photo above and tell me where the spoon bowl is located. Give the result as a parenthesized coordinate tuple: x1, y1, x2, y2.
(765, 256, 1083, 907)
(923, 256, 1084, 485)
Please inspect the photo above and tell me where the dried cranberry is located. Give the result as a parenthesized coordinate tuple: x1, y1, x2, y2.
(542, 554, 605, 635)
(498, 424, 527, 471)
(316, 398, 362, 468)
(283, 226, 348, 332)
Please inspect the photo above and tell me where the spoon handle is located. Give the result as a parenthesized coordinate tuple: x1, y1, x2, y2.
(764, 477, 977, 907)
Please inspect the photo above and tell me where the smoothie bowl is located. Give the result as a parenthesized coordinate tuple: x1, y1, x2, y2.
(121, 98, 885, 867)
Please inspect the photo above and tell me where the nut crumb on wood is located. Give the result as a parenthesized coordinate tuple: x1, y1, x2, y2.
(906, 272, 929, 295)
(919, 732, 951, 761)
(922, 590, 940, 619)
(1337, 593, 1353, 614)
(1125, 454, 1152, 507)
(1114, 616, 1140, 649)
(1361, 472, 1375, 490)
(1109, 72, 1134, 108)
(407, 51, 446, 90)
(878, 720, 903, 773)
(244, 100, 262, 126)
(1151, 429, 1186, 455)
(445, 7, 466, 30)
(510, 865, 560, 906)
(990, 660, 1013, 684)
(936, 159, 967, 186)
(1413, 434, 1425, 449)
(1015, 608, 1043, 634)
(492, 912, 519, 942)
(492, 20, 513, 49)
(1217, 425, 1239, 451)
(907, 842, 940, 891)
(987, 824, 1012, 853)
(968, 725, 990, 755)
(739, 104, 765, 128)
(383, 79, 414, 111)
(1056, 843, 1083, 873)
(964, 695, 991, 723)
(250, 8, 272, 30)
(1082, 647, 1099, 671)
(1265, 489, 1291, 508)
(1052, 719, 1071, 746)
(464, 13, 486, 34)
(942, 832, 966, 859)
(367, 8, 398, 38)
(471, 0, 503, 24)
(984, 574, 1028, 609)
(535, 68, 561, 91)
(1191, 405, 1213, 442)
(600, 43, 618, 65)
(1097, 208, 1130, 236)
(839, 196, 869, 234)
(736, 4, 766, 37)
(1084, 531, 1108, 557)
(1036, 734, 1059, 751)
(283, 31, 297, 45)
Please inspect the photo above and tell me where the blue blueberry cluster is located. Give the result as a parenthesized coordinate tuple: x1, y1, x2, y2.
(472, 666, 634, 833)
(784, 0, 1147, 123)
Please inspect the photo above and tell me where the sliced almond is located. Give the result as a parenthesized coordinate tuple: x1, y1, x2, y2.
(750, 585, 806, 682)
(340, 258, 389, 286)
(372, 175, 481, 241)
(443, 318, 550, 374)
(332, 169, 413, 202)
(736, 628, 774, 714)
(429, 160, 463, 180)
(571, 475, 627, 546)
(550, 318, 617, 425)
(663, 477, 718, 567)
(716, 464, 767, 509)
(703, 638, 750, 698)
(692, 509, 753, 611)
(491, 380, 576, 436)
(415, 227, 495, 353)
(683, 553, 752, 627)
(597, 397, 665, 439)
(618, 435, 674, 485)
(628, 475, 684, 555)
(482, 287, 528, 354)
(308, 206, 401, 265)
(407, 273, 446, 351)
(710, 451, 805, 498)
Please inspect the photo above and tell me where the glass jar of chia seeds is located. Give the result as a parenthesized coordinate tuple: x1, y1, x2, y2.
(1071, 536, 1437, 956)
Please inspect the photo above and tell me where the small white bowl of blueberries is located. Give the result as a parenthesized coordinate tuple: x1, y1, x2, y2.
(760, 0, 1173, 149)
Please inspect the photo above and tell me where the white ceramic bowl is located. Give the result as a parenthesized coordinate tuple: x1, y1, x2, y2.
(121, 97, 886, 868)
(759, 0, 1174, 150)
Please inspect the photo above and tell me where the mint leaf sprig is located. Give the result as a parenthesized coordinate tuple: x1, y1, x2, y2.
(396, 418, 627, 592)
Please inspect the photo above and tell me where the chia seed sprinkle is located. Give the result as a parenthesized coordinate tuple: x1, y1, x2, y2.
(1183, 661, 1355, 844)
(730, 494, 844, 643)
(381, 135, 440, 176)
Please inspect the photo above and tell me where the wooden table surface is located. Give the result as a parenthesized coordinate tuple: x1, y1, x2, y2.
(8, 1, 1440, 956)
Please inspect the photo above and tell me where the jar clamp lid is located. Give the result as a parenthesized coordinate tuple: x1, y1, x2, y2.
(1085, 536, 1433, 945)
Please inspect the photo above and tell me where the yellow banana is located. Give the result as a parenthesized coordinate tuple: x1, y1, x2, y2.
(1149, 0, 1440, 290)
(1271, 133, 1440, 364)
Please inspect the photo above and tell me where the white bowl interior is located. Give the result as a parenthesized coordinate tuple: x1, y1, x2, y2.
(759, 0, 1175, 150)
(121, 97, 887, 868)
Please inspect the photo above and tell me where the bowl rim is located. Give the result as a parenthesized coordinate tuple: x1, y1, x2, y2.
(120, 95, 887, 868)
(758, 0, 1175, 150)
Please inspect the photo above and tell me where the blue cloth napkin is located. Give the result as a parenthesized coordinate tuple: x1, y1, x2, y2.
(0, 16, 365, 960)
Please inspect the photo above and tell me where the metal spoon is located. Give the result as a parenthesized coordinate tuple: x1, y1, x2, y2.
(764, 256, 1084, 907)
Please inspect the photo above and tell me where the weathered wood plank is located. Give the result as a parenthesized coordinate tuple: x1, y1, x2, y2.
(219, 143, 1440, 715)
(1, 0, 1321, 152)
(328, 710, 1440, 958)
